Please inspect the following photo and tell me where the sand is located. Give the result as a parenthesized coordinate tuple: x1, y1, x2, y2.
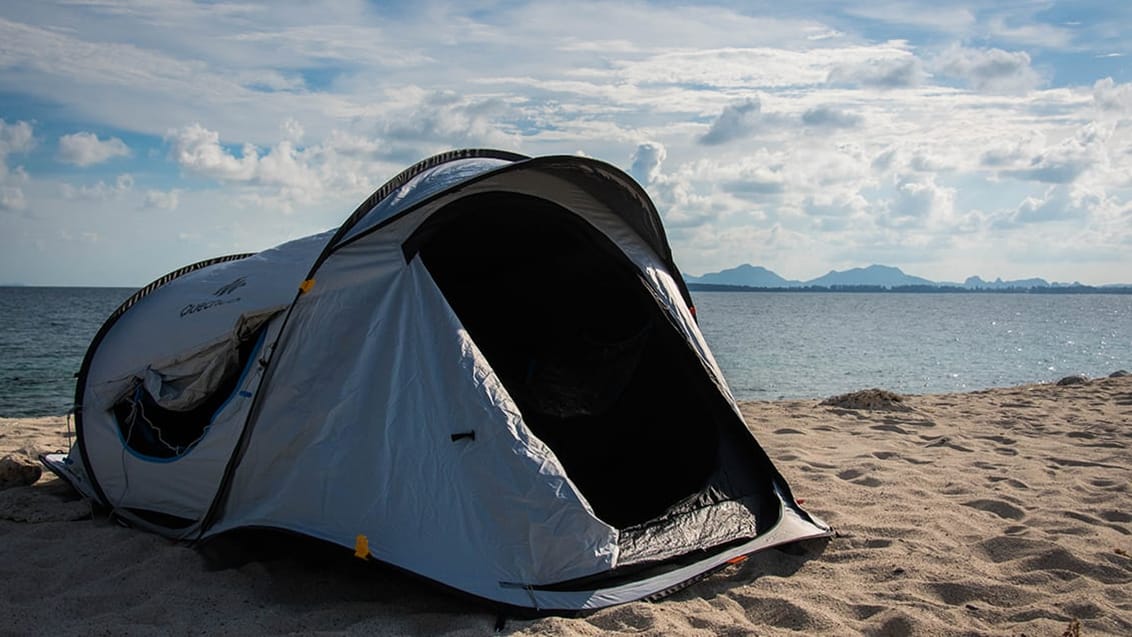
(1, 376, 1129, 636)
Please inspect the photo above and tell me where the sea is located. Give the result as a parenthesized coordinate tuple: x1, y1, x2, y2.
(1, 286, 1130, 417)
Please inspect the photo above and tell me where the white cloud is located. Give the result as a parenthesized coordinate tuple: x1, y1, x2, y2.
(380, 90, 519, 149)
(803, 191, 870, 231)
(630, 141, 666, 185)
(1002, 123, 1109, 184)
(933, 46, 1042, 94)
(801, 105, 863, 128)
(1093, 77, 1132, 114)
(722, 165, 787, 196)
(633, 157, 722, 229)
(885, 174, 956, 226)
(61, 173, 135, 200)
(1009, 185, 1097, 224)
(165, 123, 405, 212)
(985, 15, 1073, 49)
(0, 119, 34, 161)
(168, 124, 259, 181)
(58, 132, 131, 166)
(0, 119, 35, 211)
(0, 183, 27, 211)
(980, 133, 1047, 168)
(827, 54, 926, 88)
(281, 118, 305, 143)
(144, 188, 181, 211)
(843, 4, 976, 32)
(699, 97, 761, 145)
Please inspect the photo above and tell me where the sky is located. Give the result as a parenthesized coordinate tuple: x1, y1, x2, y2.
(1, 0, 1130, 287)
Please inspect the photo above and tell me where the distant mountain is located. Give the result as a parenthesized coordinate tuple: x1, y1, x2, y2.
(685, 264, 800, 287)
(684, 264, 1122, 290)
(963, 276, 1051, 289)
(806, 265, 934, 288)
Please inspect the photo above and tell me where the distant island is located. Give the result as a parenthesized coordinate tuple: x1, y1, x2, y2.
(684, 264, 1132, 294)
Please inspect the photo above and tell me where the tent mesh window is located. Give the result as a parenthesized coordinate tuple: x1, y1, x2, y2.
(112, 328, 265, 460)
(415, 192, 776, 534)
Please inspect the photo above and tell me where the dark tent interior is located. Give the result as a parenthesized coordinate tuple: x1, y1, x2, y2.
(414, 192, 779, 536)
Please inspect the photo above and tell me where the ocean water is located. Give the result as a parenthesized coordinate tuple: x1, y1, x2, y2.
(1, 287, 1129, 416)
(693, 291, 1132, 401)
(0, 287, 135, 418)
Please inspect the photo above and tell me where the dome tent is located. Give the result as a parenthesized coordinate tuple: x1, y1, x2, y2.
(44, 149, 831, 612)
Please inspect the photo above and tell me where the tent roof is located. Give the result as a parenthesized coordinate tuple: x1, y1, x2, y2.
(305, 149, 694, 311)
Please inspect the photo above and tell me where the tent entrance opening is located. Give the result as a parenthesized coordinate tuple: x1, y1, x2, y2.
(415, 193, 725, 529)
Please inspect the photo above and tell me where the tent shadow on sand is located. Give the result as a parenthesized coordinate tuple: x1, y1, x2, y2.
(194, 527, 832, 621)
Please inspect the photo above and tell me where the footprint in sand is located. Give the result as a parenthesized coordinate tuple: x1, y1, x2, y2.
(961, 499, 1026, 521)
(731, 593, 826, 632)
(987, 475, 1030, 490)
(975, 536, 1131, 585)
(836, 468, 882, 487)
(922, 436, 974, 452)
(1099, 510, 1132, 523)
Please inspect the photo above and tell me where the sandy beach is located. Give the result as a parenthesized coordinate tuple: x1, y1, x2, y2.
(1, 376, 1129, 636)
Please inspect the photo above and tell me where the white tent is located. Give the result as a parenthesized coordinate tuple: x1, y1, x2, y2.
(45, 150, 830, 612)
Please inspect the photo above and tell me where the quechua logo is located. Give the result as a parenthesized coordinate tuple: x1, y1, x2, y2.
(213, 276, 247, 296)
(181, 277, 248, 317)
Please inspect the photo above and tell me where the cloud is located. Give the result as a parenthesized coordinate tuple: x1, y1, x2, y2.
(1093, 77, 1132, 114)
(630, 141, 666, 185)
(699, 97, 761, 145)
(144, 189, 181, 211)
(888, 175, 955, 222)
(650, 177, 718, 228)
(0, 183, 27, 211)
(723, 166, 786, 196)
(380, 90, 518, 149)
(166, 122, 323, 212)
(0, 119, 34, 161)
(933, 46, 1042, 94)
(164, 123, 402, 211)
(630, 158, 724, 229)
(827, 55, 926, 88)
(979, 134, 1045, 168)
(168, 124, 259, 181)
(1001, 123, 1107, 184)
(842, 4, 976, 32)
(281, 118, 305, 143)
(61, 174, 135, 200)
(1009, 185, 1096, 224)
(801, 105, 862, 128)
(0, 119, 35, 211)
(985, 15, 1073, 49)
(803, 191, 869, 231)
(57, 132, 131, 166)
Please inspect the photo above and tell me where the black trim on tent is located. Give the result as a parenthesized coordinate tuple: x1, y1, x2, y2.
(73, 252, 255, 510)
(306, 148, 529, 279)
(337, 154, 696, 315)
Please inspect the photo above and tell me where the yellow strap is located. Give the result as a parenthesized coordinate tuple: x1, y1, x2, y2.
(354, 534, 370, 559)
(299, 278, 316, 294)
